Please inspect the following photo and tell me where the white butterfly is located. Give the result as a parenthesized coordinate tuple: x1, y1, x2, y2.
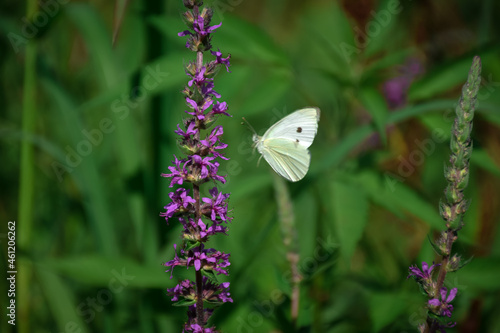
(251, 107, 320, 182)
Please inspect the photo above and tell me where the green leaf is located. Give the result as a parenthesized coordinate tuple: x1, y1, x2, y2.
(297, 2, 356, 81)
(364, 0, 405, 57)
(215, 15, 289, 65)
(359, 87, 389, 145)
(139, 53, 190, 96)
(471, 149, 500, 177)
(173, 299, 197, 307)
(457, 257, 500, 291)
(185, 241, 201, 251)
(37, 265, 90, 333)
(458, 255, 474, 270)
(201, 269, 219, 284)
(313, 100, 457, 176)
(369, 292, 411, 332)
(408, 57, 474, 101)
(66, 3, 119, 87)
(359, 171, 443, 229)
(41, 78, 119, 257)
(332, 178, 369, 262)
(45, 256, 166, 288)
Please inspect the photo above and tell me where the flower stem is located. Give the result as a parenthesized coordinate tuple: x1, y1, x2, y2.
(195, 269, 204, 325)
(192, 6, 205, 323)
(435, 230, 454, 292)
(192, 182, 204, 325)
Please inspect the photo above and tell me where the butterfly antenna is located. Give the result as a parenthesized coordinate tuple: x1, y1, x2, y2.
(241, 117, 257, 136)
(242, 117, 259, 154)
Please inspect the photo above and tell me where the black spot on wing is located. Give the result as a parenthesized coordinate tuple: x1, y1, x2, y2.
(297, 127, 302, 133)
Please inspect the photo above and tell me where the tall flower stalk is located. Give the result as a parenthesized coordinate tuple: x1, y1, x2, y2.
(272, 172, 302, 327)
(162, 1, 233, 331)
(408, 56, 481, 333)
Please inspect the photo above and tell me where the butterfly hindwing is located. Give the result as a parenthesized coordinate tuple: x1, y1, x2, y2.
(258, 138, 311, 182)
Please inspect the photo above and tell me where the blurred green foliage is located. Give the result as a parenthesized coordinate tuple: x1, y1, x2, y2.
(1, 0, 500, 332)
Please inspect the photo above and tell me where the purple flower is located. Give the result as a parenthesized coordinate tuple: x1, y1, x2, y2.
(408, 261, 439, 282)
(175, 121, 198, 139)
(185, 97, 213, 120)
(179, 245, 230, 275)
(435, 321, 457, 333)
(185, 324, 215, 333)
(161, 188, 196, 222)
(201, 81, 220, 98)
(200, 126, 228, 160)
(202, 187, 230, 221)
(198, 218, 228, 238)
(189, 155, 215, 179)
(186, 245, 230, 274)
(428, 287, 458, 318)
(211, 101, 230, 117)
(209, 161, 226, 184)
(193, 16, 221, 37)
(178, 30, 193, 37)
(383, 76, 410, 109)
(211, 49, 231, 72)
(161, 155, 188, 187)
(165, 244, 188, 278)
(188, 67, 210, 87)
(167, 279, 195, 302)
(183, 305, 217, 333)
(382, 58, 423, 109)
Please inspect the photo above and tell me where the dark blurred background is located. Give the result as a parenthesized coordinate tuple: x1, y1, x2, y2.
(1, 0, 500, 332)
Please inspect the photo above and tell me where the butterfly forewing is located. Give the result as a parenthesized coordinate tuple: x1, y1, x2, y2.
(262, 108, 320, 148)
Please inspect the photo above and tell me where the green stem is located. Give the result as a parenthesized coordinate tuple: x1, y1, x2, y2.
(18, 1, 39, 332)
(193, 5, 204, 323)
(193, 183, 204, 326)
(272, 172, 302, 327)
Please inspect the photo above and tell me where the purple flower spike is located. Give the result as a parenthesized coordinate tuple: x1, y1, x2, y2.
(428, 287, 458, 318)
(165, 2, 233, 331)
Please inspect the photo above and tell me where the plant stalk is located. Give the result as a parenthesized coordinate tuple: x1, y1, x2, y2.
(18, 1, 39, 332)
(272, 172, 302, 326)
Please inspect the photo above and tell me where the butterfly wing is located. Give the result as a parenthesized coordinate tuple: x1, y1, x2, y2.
(257, 138, 311, 182)
(262, 107, 320, 148)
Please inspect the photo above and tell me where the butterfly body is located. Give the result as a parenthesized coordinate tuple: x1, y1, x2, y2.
(252, 107, 320, 182)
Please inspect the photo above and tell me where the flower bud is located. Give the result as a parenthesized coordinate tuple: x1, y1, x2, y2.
(200, 7, 213, 25)
(447, 254, 461, 272)
(182, 10, 194, 24)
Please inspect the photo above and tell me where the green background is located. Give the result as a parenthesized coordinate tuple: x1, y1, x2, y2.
(1, 0, 500, 332)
